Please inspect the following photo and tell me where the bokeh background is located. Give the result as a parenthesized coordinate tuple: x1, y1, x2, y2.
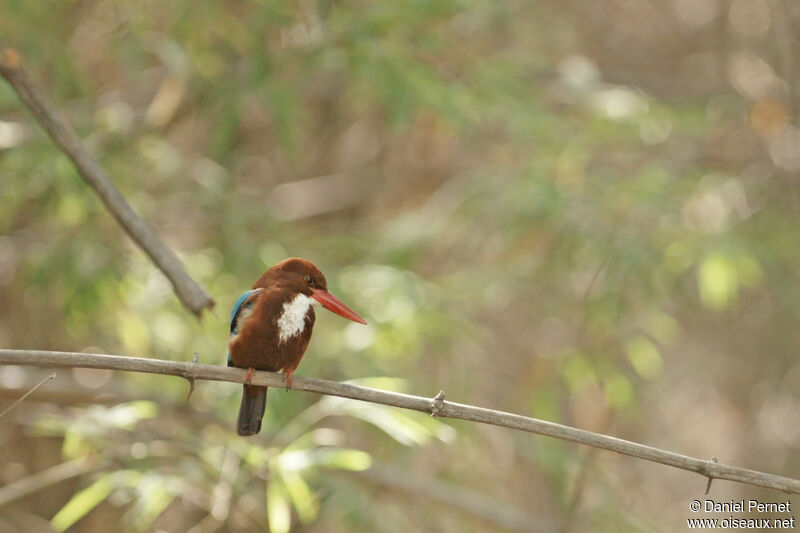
(2, 1, 800, 531)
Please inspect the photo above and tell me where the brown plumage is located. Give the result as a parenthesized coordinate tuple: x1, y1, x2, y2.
(228, 258, 366, 436)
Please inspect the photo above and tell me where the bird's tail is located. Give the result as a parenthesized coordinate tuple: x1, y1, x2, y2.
(237, 385, 267, 436)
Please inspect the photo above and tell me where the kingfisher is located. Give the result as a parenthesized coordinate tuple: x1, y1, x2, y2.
(227, 257, 367, 436)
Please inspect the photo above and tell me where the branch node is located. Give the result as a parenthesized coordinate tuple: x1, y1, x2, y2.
(430, 390, 446, 417)
(184, 353, 200, 402)
(705, 456, 718, 495)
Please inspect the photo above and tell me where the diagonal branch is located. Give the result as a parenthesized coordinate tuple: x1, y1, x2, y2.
(0, 46, 214, 317)
(0, 458, 105, 508)
(1, 349, 799, 495)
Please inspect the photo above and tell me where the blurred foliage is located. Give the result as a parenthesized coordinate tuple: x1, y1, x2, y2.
(2, 0, 800, 531)
(29, 387, 448, 532)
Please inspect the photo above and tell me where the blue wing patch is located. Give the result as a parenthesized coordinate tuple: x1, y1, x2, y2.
(230, 289, 261, 333)
(227, 288, 262, 366)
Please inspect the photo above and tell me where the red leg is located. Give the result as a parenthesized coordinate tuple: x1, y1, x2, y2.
(245, 367, 255, 385)
(285, 369, 293, 390)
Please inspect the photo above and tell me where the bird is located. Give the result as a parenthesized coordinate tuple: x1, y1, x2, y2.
(227, 257, 367, 436)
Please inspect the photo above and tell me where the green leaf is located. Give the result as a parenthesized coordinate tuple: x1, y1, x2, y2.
(51, 475, 114, 532)
(311, 448, 372, 471)
(625, 336, 663, 380)
(604, 374, 635, 410)
(318, 399, 434, 446)
(100, 401, 159, 430)
(274, 376, 455, 448)
(62, 428, 89, 460)
(561, 351, 597, 392)
(130, 475, 176, 532)
(116, 310, 152, 354)
(279, 470, 319, 523)
(276, 447, 372, 473)
(698, 253, 738, 310)
(641, 310, 682, 346)
(267, 482, 292, 533)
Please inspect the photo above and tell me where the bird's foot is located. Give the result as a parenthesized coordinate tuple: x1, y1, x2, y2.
(285, 369, 293, 390)
(245, 367, 255, 385)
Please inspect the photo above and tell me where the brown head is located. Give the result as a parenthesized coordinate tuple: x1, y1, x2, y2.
(253, 257, 367, 324)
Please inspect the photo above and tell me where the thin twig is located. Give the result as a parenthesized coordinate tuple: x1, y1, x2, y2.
(0, 371, 56, 419)
(185, 352, 200, 401)
(705, 456, 718, 495)
(1, 349, 799, 495)
(0, 46, 214, 317)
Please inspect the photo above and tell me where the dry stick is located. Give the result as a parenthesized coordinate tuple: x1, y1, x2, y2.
(0, 47, 214, 317)
(1, 349, 799, 496)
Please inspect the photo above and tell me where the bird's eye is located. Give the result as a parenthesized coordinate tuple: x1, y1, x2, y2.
(304, 275, 313, 285)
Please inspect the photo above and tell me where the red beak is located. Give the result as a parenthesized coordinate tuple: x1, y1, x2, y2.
(311, 288, 367, 324)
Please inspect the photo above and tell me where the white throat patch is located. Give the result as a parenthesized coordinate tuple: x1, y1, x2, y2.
(276, 293, 318, 343)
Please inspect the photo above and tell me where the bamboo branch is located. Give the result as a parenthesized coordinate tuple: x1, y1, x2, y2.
(1, 349, 799, 495)
(0, 46, 214, 317)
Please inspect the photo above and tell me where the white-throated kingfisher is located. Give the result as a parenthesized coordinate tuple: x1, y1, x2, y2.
(227, 257, 367, 436)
